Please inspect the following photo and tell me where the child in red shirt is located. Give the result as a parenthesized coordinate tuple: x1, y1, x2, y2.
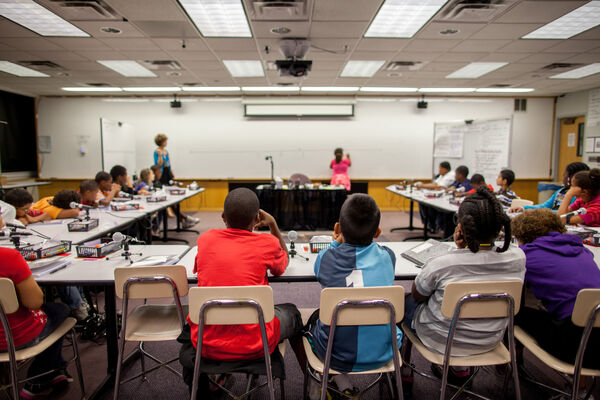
(559, 168, 600, 226)
(179, 188, 303, 395)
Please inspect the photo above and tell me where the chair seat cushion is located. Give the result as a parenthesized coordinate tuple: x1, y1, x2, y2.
(401, 323, 510, 367)
(514, 326, 600, 377)
(0, 318, 76, 362)
(125, 304, 184, 342)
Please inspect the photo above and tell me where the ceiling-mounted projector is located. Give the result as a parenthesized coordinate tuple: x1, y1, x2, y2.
(276, 38, 312, 77)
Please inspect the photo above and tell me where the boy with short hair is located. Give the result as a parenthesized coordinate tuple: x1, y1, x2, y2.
(466, 174, 494, 195)
(31, 190, 80, 220)
(447, 165, 472, 193)
(110, 165, 135, 196)
(95, 171, 121, 206)
(497, 169, 517, 198)
(179, 188, 303, 395)
(307, 194, 401, 395)
(4, 188, 51, 225)
(79, 180, 99, 207)
(150, 165, 163, 189)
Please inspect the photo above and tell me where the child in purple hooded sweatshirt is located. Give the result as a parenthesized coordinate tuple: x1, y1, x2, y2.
(511, 209, 600, 369)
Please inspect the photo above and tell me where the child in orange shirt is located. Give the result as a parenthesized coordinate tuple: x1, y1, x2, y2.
(3, 189, 51, 226)
(31, 190, 81, 220)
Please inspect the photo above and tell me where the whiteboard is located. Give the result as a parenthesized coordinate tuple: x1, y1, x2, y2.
(433, 117, 512, 185)
(100, 118, 136, 174)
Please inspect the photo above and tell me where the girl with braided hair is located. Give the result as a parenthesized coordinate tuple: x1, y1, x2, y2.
(558, 168, 600, 226)
(404, 186, 525, 360)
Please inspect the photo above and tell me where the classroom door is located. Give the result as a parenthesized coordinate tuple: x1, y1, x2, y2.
(558, 116, 585, 177)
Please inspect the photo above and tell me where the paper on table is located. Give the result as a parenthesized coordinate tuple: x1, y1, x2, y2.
(411, 242, 433, 254)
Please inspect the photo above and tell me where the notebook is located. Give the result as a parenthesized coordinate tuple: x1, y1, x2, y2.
(401, 239, 452, 267)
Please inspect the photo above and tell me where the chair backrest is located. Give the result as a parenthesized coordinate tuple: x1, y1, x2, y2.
(510, 199, 534, 208)
(319, 286, 405, 326)
(114, 265, 189, 299)
(188, 286, 274, 325)
(441, 281, 523, 319)
(572, 289, 600, 328)
(0, 278, 19, 315)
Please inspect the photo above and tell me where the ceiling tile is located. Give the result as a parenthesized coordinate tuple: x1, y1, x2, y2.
(355, 38, 409, 52)
(392, 51, 443, 62)
(0, 20, 38, 37)
(495, 1, 588, 23)
(310, 21, 369, 38)
(0, 51, 36, 61)
(401, 39, 461, 52)
(349, 51, 396, 60)
(451, 39, 512, 52)
(132, 21, 200, 38)
(100, 38, 161, 51)
(204, 38, 257, 51)
(167, 51, 218, 61)
(121, 50, 171, 60)
(416, 23, 486, 40)
(312, 0, 383, 22)
(214, 51, 262, 60)
(422, 62, 471, 73)
(152, 38, 208, 51)
(75, 51, 126, 61)
(543, 40, 600, 53)
(496, 39, 561, 53)
(179, 60, 224, 71)
(73, 21, 145, 38)
(103, 0, 188, 21)
(573, 25, 600, 40)
(48, 38, 113, 51)
(0, 38, 64, 52)
(469, 23, 543, 40)
(251, 22, 311, 39)
(516, 53, 575, 64)
(311, 60, 345, 71)
(561, 53, 600, 64)
(434, 52, 487, 62)
(27, 51, 88, 62)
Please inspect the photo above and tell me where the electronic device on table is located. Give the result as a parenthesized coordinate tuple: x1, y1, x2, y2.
(401, 239, 452, 267)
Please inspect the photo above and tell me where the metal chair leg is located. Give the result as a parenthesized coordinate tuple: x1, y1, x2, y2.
(9, 357, 19, 400)
(113, 332, 127, 399)
(71, 329, 86, 397)
(280, 377, 285, 400)
(139, 342, 147, 382)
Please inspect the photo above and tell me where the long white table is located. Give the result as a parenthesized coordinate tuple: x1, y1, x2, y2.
(17, 187, 205, 246)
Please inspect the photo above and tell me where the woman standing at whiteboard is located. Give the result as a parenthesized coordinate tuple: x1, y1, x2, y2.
(154, 133, 174, 186)
(330, 147, 352, 191)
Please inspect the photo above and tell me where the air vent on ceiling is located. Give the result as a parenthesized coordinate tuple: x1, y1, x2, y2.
(19, 61, 64, 70)
(86, 83, 112, 87)
(43, 0, 120, 20)
(435, 0, 517, 22)
(490, 83, 511, 87)
(540, 63, 583, 71)
(141, 60, 182, 70)
(247, 0, 312, 21)
(385, 61, 426, 71)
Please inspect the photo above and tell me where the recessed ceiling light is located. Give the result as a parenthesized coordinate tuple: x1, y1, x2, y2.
(359, 87, 418, 92)
(271, 27, 291, 35)
(62, 87, 123, 92)
(418, 88, 476, 93)
(166, 71, 182, 77)
(549, 63, 600, 79)
(440, 28, 458, 35)
(446, 62, 508, 79)
(0, 0, 89, 37)
(223, 60, 264, 77)
(365, 0, 449, 38)
(522, 1, 600, 39)
(341, 60, 386, 77)
(241, 86, 299, 92)
(100, 27, 122, 34)
(475, 88, 534, 93)
(301, 87, 359, 92)
(98, 61, 157, 77)
(177, 0, 252, 37)
(122, 87, 181, 92)
(181, 86, 241, 91)
(0, 61, 49, 77)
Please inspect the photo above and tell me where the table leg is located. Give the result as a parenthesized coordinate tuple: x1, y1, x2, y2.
(391, 199, 426, 233)
(167, 202, 199, 235)
(154, 208, 188, 244)
(403, 204, 433, 241)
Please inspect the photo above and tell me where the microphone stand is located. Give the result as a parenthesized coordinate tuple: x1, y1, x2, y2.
(265, 156, 274, 186)
(289, 240, 309, 261)
(106, 239, 143, 264)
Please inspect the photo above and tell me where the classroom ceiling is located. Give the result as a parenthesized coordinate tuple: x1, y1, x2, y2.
(0, 0, 599, 97)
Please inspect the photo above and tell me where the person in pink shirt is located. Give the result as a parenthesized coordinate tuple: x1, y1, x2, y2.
(330, 147, 352, 190)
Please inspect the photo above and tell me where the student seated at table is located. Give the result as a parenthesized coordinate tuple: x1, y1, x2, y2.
(150, 165, 163, 189)
(4, 188, 51, 226)
(109, 165, 137, 196)
(94, 171, 121, 207)
(31, 190, 80, 220)
(0, 214, 74, 398)
(178, 188, 304, 396)
(403, 187, 525, 384)
(416, 161, 455, 233)
(511, 209, 600, 369)
(511, 162, 589, 213)
(134, 168, 154, 194)
(446, 165, 472, 194)
(558, 168, 600, 226)
(454, 174, 494, 197)
(496, 169, 517, 198)
(79, 180, 99, 207)
(305, 194, 401, 397)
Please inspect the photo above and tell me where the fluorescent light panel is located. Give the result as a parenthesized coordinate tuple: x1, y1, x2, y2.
(181, 86, 240, 91)
(0, 0, 89, 36)
(522, 1, 600, 39)
(341, 60, 385, 77)
(223, 60, 264, 77)
(360, 87, 418, 92)
(0, 61, 48, 77)
(178, 0, 251, 37)
(365, 0, 448, 38)
(446, 62, 508, 79)
(301, 87, 359, 92)
(549, 63, 600, 79)
(122, 87, 181, 92)
(241, 86, 299, 92)
(62, 87, 122, 92)
(475, 88, 534, 93)
(97, 61, 156, 77)
(418, 88, 475, 93)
